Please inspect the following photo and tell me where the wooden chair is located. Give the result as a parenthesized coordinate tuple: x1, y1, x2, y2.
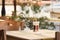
(0, 30, 6, 40)
(55, 32, 60, 40)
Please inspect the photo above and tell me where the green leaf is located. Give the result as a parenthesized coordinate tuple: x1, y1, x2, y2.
(26, 10, 29, 14)
(31, 5, 40, 13)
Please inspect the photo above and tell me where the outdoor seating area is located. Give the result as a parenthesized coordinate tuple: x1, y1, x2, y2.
(0, 0, 60, 40)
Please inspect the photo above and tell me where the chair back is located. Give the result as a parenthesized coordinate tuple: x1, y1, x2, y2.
(55, 32, 60, 40)
(0, 30, 6, 40)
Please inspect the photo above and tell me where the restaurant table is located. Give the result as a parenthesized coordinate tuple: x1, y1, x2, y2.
(6, 29, 56, 40)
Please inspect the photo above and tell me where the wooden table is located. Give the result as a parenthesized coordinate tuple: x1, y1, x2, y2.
(6, 29, 56, 40)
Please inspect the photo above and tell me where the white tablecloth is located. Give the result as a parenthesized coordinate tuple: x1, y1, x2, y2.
(6, 29, 56, 40)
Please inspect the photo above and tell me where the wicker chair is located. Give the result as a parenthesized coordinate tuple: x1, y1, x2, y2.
(7, 20, 19, 31)
(55, 32, 60, 40)
(0, 30, 6, 40)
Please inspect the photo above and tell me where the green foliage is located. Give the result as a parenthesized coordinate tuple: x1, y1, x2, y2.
(49, 22, 55, 28)
(39, 17, 55, 29)
(39, 17, 48, 22)
(26, 10, 29, 14)
(11, 11, 17, 20)
(19, 3, 41, 14)
(18, 16, 25, 20)
(31, 5, 41, 13)
(20, 3, 27, 11)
